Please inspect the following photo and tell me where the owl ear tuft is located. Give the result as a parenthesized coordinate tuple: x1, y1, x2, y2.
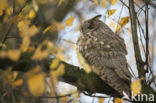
(92, 15, 102, 20)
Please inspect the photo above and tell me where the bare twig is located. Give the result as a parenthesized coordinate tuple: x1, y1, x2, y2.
(145, 2, 149, 73)
(129, 0, 145, 77)
(119, 0, 129, 8)
(0, 24, 13, 49)
(40, 94, 71, 99)
(115, 0, 124, 34)
(83, 92, 111, 98)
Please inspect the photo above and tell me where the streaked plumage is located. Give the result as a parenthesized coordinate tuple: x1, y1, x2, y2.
(77, 15, 131, 96)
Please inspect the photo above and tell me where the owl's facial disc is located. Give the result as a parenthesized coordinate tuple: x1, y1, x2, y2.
(80, 21, 92, 33)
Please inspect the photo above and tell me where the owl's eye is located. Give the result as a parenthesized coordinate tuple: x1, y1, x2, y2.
(87, 24, 94, 29)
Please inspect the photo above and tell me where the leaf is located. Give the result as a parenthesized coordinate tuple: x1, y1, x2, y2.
(20, 37, 30, 52)
(98, 98, 105, 103)
(70, 89, 79, 99)
(28, 9, 36, 19)
(109, 21, 116, 29)
(26, 46, 35, 52)
(131, 79, 142, 97)
(0, 43, 6, 48)
(31, 40, 53, 60)
(76, 50, 91, 73)
(55, 23, 65, 30)
(101, 0, 107, 7)
(43, 25, 57, 34)
(0, 51, 7, 58)
(31, 47, 49, 60)
(60, 97, 68, 102)
(7, 49, 21, 61)
(50, 58, 59, 69)
(116, 24, 120, 32)
(57, 52, 65, 61)
(16, 0, 27, 6)
(94, 0, 99, 6)
(32, 0, 39, 11)
(11, 79, 23, 87)
(108, 9, 116, 17)
(114, 98, 123, 103)
(120, 17, 129, 26)
(6, 7, 13, 16)
(0, 10, 3, 16)
(17, 20, 39, 37)
(110, 0, 118, 5)
(65, 16, 75, 26)
(57, 63, 65, 75)
(27, 73, 45, 96)
(50, 63, 65, 83)
(0, 0, 8, 10)
(57, 0, 64, 7)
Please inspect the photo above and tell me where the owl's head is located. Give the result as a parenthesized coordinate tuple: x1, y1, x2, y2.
(80, 15, 102, 33)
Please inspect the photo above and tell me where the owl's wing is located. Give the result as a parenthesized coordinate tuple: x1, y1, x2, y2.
(78, 31, 131, 81)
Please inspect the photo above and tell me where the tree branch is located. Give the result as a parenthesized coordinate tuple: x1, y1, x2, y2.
(0, 54, 122, 98)
(129, 0, 145, 78)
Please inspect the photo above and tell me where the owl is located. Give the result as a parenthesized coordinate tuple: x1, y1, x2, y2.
(76, 15, 132, 97)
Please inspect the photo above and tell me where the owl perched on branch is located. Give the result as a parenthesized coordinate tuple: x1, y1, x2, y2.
(77, 15, 132, 96)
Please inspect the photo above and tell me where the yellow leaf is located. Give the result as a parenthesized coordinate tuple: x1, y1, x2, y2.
(109, 22, 116, 29)
(12, 71, 18, 81)
(29, 9, 36, 19)
(60, 97, 68, 102)
(20, 37, 30, 52)
(116, 24, 120, 32)
(4, 67, 13, 82)
(120, 17, 129, 26)
(31, 40, 53, 60)
(65, 16, 75, 26)
(6, 7, 13, 16)
(101, 0, 107, 7)
(31, 48, 49, 60)
(0, 0, 8, 10)
(0, 10, 3, 16)
(94, 0, 99, 6)
(43, 25, 57, 34)
(55, 23, 65, 30)
(76, 50, 91, 73)
(98, 98, 105, 103)
(0, 43, 6, 48)
(27, 73, 45, 96)
(7, 49, 21, 61)
(57, 52, 65, 61)
(18, 20, 39, 37)
(11, 79, 23, 87)
(57, 63, 65, 75)
(26, 46, 35, 52)
(50, 58, 59, 69)
(0, 51, 7, 58)
(16, 0, 27, 6)
(26, 66, 41, 77)
(110, 0, 118, 5)
(32, 0, 39, 11)
(108, 9, 116, 17)
(114, 98, 123, 103)
(57, 0, 64, 7)
(70, 90, 79, 98)
(131, 79, 142, 97)
(50, 63, 65, 83)
(28, 25, 39, 36)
